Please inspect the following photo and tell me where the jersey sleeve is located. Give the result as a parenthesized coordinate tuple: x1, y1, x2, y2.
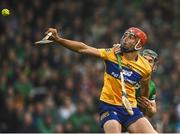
(98, 48, 114, 60)
(149, 81, 156, 100)
(139, 54, 153, 81)
(142, 67, 152, 82)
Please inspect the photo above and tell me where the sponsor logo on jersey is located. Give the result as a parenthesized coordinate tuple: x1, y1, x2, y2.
(105, 60, 142, 85)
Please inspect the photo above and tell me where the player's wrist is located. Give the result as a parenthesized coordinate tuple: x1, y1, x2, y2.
(56, 36, 63, 42)
(145, 106, 155, 117)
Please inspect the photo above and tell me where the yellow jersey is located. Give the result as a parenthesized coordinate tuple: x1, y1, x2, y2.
(98, 48, 152, 107)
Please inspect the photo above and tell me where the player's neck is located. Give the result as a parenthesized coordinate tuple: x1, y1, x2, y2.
(124, 51, 138, 61)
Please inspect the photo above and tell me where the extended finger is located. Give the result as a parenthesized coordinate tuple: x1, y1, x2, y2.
(45, 29, 51, 35)
(137, 101, 146, 109)
(114, 48, 121, 54)
(141, 97, 151, 106)
(141, 96, 150, 101)
(45, 28, 54, 34)
(137, 98, 146, 107)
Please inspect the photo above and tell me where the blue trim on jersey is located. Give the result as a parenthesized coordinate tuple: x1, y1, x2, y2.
(105, 60, 142, 85)
(99, 101, 143, 128)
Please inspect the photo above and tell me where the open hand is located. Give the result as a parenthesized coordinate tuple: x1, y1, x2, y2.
(137, 96, 152, 109)
(137, 96, 156, 117)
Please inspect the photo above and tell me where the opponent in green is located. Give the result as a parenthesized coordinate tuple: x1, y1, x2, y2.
(136, 49, 159, 118)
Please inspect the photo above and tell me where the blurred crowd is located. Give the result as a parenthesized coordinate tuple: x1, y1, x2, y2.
(0, 0, 179, 133)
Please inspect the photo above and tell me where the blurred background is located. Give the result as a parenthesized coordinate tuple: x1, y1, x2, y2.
(0, 0, 179, 133)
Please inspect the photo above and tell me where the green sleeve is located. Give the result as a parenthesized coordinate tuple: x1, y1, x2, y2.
(148, 80, 156, 100)
(135, 83, 141, 99)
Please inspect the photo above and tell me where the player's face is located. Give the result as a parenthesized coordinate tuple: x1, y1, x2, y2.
(121, 32, 140, 50)
(143, 55, 157, 72)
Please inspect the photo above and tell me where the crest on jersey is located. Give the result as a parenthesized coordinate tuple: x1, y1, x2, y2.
(105, 48, 111, 52)
(100, 112, 109, 121)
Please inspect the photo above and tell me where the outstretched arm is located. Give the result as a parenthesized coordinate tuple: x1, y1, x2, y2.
(45, 28, 101, 57)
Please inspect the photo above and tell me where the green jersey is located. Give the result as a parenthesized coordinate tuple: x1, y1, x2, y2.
(136, 80, 156, 101)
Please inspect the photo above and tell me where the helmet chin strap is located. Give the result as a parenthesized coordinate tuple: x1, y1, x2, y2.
(121, 46, 134, 53)
(121, 39, 141, 53)
(134, 39, 142, 50)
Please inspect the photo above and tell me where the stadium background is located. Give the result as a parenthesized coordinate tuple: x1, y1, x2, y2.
(0, 0, 179, 133)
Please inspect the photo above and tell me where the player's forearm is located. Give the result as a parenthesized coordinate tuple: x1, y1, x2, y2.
(141, 79, 150, 98)
(55, 37, 88, 53)
(141, 88, 149, 98)
(55, 37, 101, 57)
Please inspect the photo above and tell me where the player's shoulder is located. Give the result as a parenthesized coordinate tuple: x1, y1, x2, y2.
(98, 48, 117, 61)
(98, 48, 113, 55)
(138, 54, 152, 74)
(150, 80, 156, 88)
